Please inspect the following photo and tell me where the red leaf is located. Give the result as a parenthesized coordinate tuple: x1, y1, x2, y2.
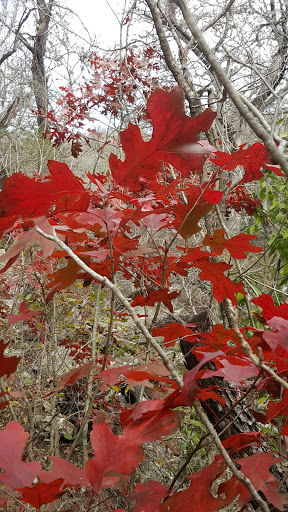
(152, 322, 195, 347)
(0, 422, 41, 489)
(128, 480, 169, 512)
(0, 214, 18, 237)
(160, 456, 228, 512)
(161, 452, 288, 511)
(252, 294, 288, 321)
(0, 340, 21, 377)
(0, 217, 62, 272)
(131, 289, 180, 312)
(201, 356, 260, 383)
(202, 229, 262, 259)
(99, 365, 131, 386)
(17, 479, 66, 510)
(85, 423, 144, 492)
(100, 363, 174, 389)
(40, 457, 91, 489)
(219, 452, 288, 511)
(227, 185, 260, 215)
(110, 87, 216, 190)
(182, 351, 223, 404)
(222, 432, 262, 455)
(45, 361, 93, 395)
(265, 391, 288, 422)
(214, 143, 272, 183)
(191, 323, 241, 350)
(121, 391, 185, 443)
(193, 258, 246, 306)
(0, 160, 85, 221)
(262, 316, 288, 352)
(8, 301, 38, 326)
(172, 192, 214, 239)
(46, 258, 80, 301)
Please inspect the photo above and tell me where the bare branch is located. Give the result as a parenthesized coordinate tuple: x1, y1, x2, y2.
(173, 0, 288, 177)
(201, 0, 236, 32)
(145, 0, 202, 115)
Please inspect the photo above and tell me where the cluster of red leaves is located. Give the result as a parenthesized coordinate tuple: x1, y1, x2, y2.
(44, 48, 161, 157)
(0, 86, 287, 511)
(227, 185, 261, 216)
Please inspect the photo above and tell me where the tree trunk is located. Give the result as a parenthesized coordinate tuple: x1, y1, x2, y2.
(32, 0, 54, 133)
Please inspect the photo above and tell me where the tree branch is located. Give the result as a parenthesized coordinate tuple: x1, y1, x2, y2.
(173, 0, 288, 177)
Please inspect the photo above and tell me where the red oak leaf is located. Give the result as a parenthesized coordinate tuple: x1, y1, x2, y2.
(262, 317, 288, 352)
(222, 432, 262, 455)
(17, 479, 66, 510)
(213, 143, 276, 183)
(8, 301, 38, 326)
(160, 456, 229, 512)
(40, 457, 91, 489)
(44, 361, 93, 396)
(0, 214, 18, 237)
(201, 356, 260, 383)
(161, 452, 287, 512)
(252, 294, 288, 321)
(100, 363, 173, 388)
(173, 200, 213, 239)
(219, 452, 288, 511)
(193, 258, 246, 305)
(46, 258, 80, 301)
(0, 217, 63, 273)
(265, 390, 288, 422)
(128, 480, 169, 512)
(152, 322, 195, 347)
(172, 183, 222, 239)
(191, 323, 241, 350)
(0, 422, 41, 489)
(182, 350, 223, 404)
(99, 365, 131, 386)
(125, 368, 175, 388)
(227, 185, 260, 215)
(121, 391, 185, 443)
(0, 340, 21, 377)
(0, 160, 85, 222)
(110, 87, 216, 190)
(202, 229, 262, 259)
(131, 288, 180, 312)
(85, 423, 144, 492)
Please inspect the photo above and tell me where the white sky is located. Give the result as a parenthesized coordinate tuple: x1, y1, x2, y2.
(67, 0, 127, 48)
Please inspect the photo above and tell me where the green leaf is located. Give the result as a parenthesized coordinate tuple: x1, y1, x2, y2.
(280, 263, 288, 275)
